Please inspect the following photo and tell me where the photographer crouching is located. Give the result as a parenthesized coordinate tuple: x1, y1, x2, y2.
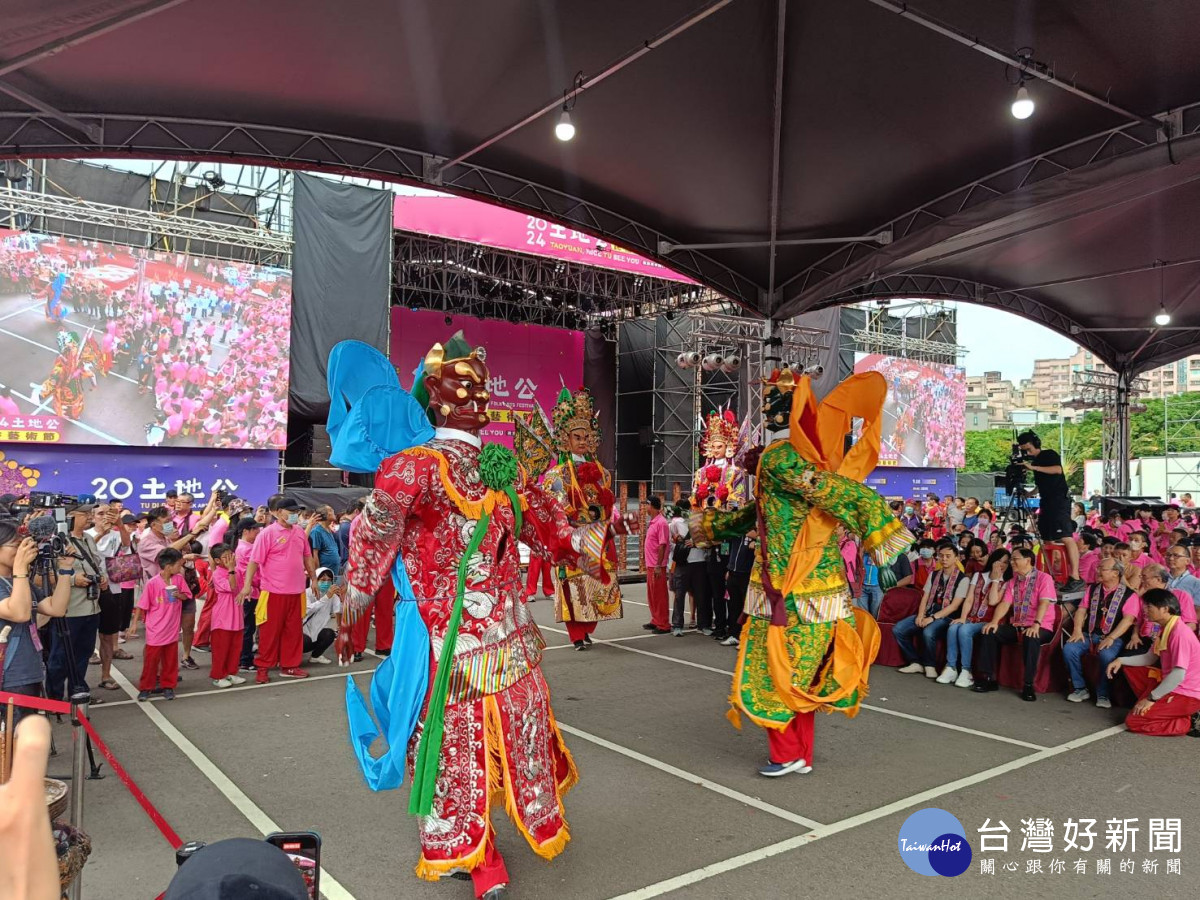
(0, 519, 73, 721)
(1017, 430, 1085, 594)
(45, 503, 109, 704)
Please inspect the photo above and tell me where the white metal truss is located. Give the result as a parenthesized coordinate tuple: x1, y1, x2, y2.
(1163, 393, 1200, 500)
(851, 300, 964, 364)
(0, 184, 290, 263)
(393, 231, 732, 333)
(1064, 370, 1148, 495)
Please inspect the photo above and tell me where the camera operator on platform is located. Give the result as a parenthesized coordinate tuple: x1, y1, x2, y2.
(46, 503, 107, 703)
(1017, 430, 1085, 593)
(0, 518, 72, 721)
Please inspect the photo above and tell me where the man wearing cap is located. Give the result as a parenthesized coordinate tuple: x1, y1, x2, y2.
(238, 496, 316, 682)
(46, 503, 107, 702)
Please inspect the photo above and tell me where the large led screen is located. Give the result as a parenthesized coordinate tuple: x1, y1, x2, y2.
(0, 229, 291, 449)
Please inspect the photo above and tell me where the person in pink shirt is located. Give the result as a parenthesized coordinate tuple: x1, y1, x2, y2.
(1127, 531, 1154, 570)
(129, 548, 190, 701)
(206, 543, 245, 688)
(1107, 589, 1200, 737)
(640, 497, 672, 633)
(970, 547, 1058, 700)
(238, 497, 316, 683)
(1077, 533, 1101, 585)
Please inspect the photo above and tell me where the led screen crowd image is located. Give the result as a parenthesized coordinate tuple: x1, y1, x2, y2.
(854, 352, 966, 469)
(0, 229, 291, 449)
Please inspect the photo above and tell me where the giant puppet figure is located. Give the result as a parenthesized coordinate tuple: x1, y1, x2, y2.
(691, 408, 751, 509)
(690, 368, 913, 776)
(332, 334, 608, 900)
(517, 388, 623, 650)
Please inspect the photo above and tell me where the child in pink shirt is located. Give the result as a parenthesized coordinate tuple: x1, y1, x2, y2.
(207, 543, 245, 687)
(130, 548, 190, 701)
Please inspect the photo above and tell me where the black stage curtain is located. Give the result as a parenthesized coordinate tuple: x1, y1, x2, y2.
(584, 328, 617, 471)
(289, 172, 391, 423)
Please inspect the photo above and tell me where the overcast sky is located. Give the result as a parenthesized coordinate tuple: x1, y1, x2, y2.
(951, 301, 1077, 382)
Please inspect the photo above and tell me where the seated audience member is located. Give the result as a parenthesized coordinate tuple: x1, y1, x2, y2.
(895, 544, 969, 678)
(986, 530, 1004, 553)
(971, 508, 997, 544)
(964, 539, 989, 575)
(1141, 561, 1199, 633)
(1064, 558, 1135, 708)
(1163, 546, 1200, 626)
(963, 497, 981, 531)
(1077, 532, 1101, 585)
(912, 538, 937, 589)
(1102, 510, 1131, 541)
(1113, 542, 1143, 592)
(1187, 534, 1200, 576)
(939, 549, 1010, 687)
(302, 567, 341, 665)
(1127, 531, 1154, 569)
(1133, 504, 1156, 537)
(971, 547, 1058, 701)
(1107, 589, 1200, 738)
(1072, 502, 1087, 533)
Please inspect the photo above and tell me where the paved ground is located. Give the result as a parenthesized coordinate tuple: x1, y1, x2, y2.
(56, 583, 1199, 900)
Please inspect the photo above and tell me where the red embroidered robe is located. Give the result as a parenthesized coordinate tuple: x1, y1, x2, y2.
(345, 436, 582, 878)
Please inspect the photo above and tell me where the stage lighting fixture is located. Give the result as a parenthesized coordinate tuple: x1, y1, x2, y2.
(677, 351, 701, 369)
(701, 352, 724, 372)
(1155, 306, 1171, 327)
(201, 169, 226, 189)
(805, 364, 825, 377)
(555, 110, 576, 142)
(720, 354, 741, 373)
(444, 314, 453, 326)
(1011, 85, 1034, 119)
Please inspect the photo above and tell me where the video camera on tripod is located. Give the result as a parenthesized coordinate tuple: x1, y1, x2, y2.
(1004, 440, 1030, 494)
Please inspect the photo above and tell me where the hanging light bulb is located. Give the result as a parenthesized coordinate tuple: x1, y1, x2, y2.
(1011, 84, 1035, 119)
(1155, 306, 1171, 326)
(1154, 259, 1170, 326)
(555, 109, 575, 142)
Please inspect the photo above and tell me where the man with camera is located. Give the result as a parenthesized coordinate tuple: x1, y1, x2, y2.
(1017, 430, 1085, 593)
(45, 503, 108, 703)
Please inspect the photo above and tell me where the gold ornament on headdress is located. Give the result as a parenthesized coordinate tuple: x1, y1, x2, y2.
(700, 409, 740, 459)
(551, 388, 600, 456)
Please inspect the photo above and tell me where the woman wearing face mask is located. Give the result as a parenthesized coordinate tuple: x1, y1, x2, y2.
(971, 510, 996, 545)
(900, 503, 923, 537)
(970, 547, 1058, 700)
(302, 567, 342, 665)
(912, 539, 937, 590)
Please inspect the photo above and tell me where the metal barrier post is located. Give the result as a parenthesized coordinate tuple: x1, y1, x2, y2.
(68, 692, 89, 900)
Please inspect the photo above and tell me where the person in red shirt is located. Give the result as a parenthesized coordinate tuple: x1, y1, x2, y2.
(238, 497, 316, 683)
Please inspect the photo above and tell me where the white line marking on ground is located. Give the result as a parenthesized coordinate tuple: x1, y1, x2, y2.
(858, 704, 1049, 751)
(6, 382, 129, 444)
(605, 724, 1127, 899)
(93, 667, 367, 708)
(11, 308, 139, 384)
(107, 667, 358, 900)
(555, 721, 824, 831)
(0, 301, 45, 323)
(593, 639, 1058, 751)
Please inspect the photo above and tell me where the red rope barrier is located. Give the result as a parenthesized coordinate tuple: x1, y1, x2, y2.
(0, 689, 183, 849)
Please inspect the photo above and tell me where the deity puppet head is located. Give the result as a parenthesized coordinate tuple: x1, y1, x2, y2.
(412, 332, 491, 433)
(700, 409, 739, 461)
(552, 387, 600, 459)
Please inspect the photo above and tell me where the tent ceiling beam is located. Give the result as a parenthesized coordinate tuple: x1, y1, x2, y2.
(0, 82, 100, 143)
(0, 0, 193, 81)
(434, 0, 736, 174)
(863, 0, 1164, 133)
(778, 97, 1200, 306)
(0, 111, 763, 315)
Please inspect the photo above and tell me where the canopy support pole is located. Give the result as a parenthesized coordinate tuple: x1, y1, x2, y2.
(765, 0, 787, 311)
(1115, 367, 1133, 496)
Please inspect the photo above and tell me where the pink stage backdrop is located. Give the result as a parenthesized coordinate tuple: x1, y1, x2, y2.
(393, 188, 695, 283)
(389, 309, 584, 449)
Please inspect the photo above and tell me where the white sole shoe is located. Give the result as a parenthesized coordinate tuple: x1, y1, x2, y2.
(954, 672, 974, 688)
(924, 666, 939, 679)
(935, 668, 957, 684)
(898, 662, 925, 674)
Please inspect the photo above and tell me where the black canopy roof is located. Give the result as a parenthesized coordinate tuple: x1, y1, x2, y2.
(3, 0, 1200, 371)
